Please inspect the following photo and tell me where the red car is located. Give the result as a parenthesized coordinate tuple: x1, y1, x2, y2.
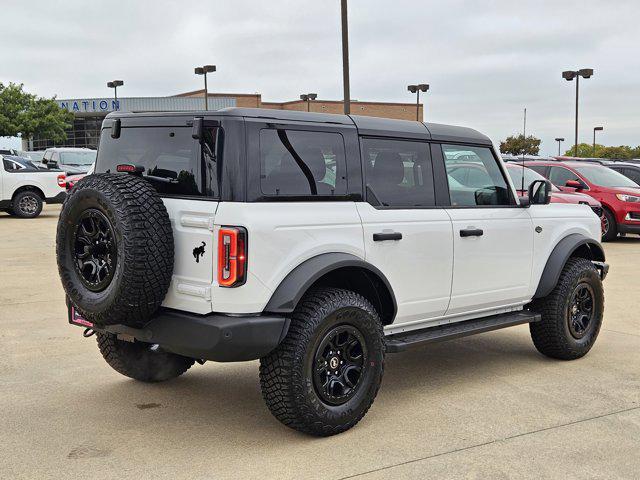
(65, 173, 86, 191)
(446, 163, 604, 231)
(524, 160, 640, 241)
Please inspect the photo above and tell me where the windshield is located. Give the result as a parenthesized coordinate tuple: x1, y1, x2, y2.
(506, 165, 560, 192)
(96, 126, 219, 197)
(574, 165, 639, 188)
(60, 151, 97, 166)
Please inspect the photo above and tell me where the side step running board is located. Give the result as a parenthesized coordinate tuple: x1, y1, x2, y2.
(386, 311, 541, 353)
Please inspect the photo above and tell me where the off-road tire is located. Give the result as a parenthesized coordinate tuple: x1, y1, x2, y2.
(12, 190, 43, 218)
(601, 208, 617, 242)
(57, 174, 173, 327)
(259, 288, 385, 436)
(529, 257, 604, 360)
(96, 332, 194, 382)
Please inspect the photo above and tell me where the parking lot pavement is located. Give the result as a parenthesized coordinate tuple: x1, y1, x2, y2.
(1, 204, 639, 480)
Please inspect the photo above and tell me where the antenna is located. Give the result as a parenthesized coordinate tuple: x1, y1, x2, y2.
(521, 107, 526, 193)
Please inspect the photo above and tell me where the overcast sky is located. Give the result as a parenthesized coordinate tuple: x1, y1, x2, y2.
(2, 0, 639, 154)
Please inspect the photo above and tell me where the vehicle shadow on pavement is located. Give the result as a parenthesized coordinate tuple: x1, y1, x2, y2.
(78, 329, 543, 436)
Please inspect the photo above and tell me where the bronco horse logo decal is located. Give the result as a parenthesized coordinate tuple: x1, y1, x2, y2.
(193, 242, 206, 263)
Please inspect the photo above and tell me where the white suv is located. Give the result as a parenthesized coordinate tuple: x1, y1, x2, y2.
(56, 108, 607, 436)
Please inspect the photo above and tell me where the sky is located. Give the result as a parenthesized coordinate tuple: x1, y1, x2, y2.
(1, 0, 639, 155)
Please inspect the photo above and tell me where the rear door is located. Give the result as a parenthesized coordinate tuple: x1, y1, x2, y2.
(357, 138, 453, 330)
(95, 119, 221, 314)
(440, 144, 534, 316)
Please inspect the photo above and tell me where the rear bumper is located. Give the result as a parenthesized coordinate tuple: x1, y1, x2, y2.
(69, 306, 289, 362)
(45, 192, 66, 204)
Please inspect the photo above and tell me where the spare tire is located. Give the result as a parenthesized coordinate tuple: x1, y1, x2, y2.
(56, 173, 174, 327)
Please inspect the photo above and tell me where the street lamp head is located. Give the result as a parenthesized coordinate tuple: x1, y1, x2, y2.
(203, 65, 216, 73)
(418, 84, 430, 92)
(308, 93, 317, 100)
(594, 126, 603, 131)
(300, 94, 308, 101)
(407, 85, 418, 93)
(562, 71, 577, 81)
(555, 137, 565, 142)
(107, 80, 124, 89)
(578, 68, 594, 78)
(194, 67, 204, 75)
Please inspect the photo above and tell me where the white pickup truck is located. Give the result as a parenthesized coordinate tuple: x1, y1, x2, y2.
(0, 155, 67, 218)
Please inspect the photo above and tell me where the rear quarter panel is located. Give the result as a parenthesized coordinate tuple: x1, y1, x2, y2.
(528, 203, 601, 298)
(1, 171, 65, 200)
(211, 202, 365, 313)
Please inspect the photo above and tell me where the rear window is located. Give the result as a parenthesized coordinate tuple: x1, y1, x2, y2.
(96, 127, 219, 197)
(259, 129, 347, 196)
(60, 151, 96, 166)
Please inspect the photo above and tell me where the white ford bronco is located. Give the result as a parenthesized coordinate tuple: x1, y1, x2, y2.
(56, 108, 608, 436)
(0, 155, 67, 218)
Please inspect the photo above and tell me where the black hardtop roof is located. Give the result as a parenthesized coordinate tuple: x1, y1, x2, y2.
(106, 107, 492, 145)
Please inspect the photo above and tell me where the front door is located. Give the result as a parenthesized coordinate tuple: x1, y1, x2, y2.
(357, 138, 453, 329)
(440, 144, 534, 316)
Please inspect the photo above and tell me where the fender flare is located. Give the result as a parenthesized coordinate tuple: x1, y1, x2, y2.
(264, 252, 397, 318)
(533, 233, 605, 299)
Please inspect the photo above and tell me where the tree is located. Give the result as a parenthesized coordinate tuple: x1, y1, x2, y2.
(499, 134, 541, 156)
(563, 143, 636, 159)
(0, 82, 74, 144)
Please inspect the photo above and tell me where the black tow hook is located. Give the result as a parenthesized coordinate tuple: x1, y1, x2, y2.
(83, 328, 95, 338)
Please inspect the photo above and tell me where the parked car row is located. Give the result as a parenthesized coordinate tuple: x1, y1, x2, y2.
(504, 156, 640, 241)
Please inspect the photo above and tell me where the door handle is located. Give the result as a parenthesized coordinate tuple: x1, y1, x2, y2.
(460, 228, 483, 237)
(373, 232, 403, 242)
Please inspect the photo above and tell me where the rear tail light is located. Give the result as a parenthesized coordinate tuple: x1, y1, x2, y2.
(57, 174, 66, 187)
(217, 227, 247, 287)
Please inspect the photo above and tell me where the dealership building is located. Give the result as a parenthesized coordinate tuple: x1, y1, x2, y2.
(26, 91, 423, 150)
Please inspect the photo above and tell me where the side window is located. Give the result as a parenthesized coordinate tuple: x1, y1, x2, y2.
(260, 129, 347, 196)
(51, 152, 59, 163)
(202, 128, 219, 198)
(549, 166, 579, 186)
(623, 168, 640, 185)
(527, 165, 548, 177)
(442, 144, 513, 206)
(3, 159, 16, 171)
(361, 138, 434, 207)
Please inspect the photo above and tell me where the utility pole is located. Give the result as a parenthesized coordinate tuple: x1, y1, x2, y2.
(341, 0, 350, 114)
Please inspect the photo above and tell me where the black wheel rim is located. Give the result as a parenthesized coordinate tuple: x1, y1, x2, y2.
(568, 283, 595, 339)
(73, 209, 117, 292)
(18, 194, 38, 215)
(313, 323, 367, 406)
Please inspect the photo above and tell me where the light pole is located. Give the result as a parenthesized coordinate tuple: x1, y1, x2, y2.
(407, 84, 429, 121)
(106, 80, 124, 109)
(194, 65, 216, 110)
(555, 137, 565, 156)
(340, 0, 350, 114)
(562, 68, 594, 157)
(300, 93, 318, 112)
(593, 126, 603, 157)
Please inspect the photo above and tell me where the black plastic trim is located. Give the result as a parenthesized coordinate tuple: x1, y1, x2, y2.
(45, 192, 67, 204)
(533, 233, 606, 299)
(264, 252, 397, 319)
(618, 223, 640, 235)
(70, 306, 289, 362)
(386, 311, 540, 352)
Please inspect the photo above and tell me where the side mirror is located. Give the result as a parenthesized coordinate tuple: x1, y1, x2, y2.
(528, 179, 552, 205)
(565, 179, 583, 189)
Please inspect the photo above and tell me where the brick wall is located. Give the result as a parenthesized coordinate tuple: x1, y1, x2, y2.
(175, 90, 424, 121)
